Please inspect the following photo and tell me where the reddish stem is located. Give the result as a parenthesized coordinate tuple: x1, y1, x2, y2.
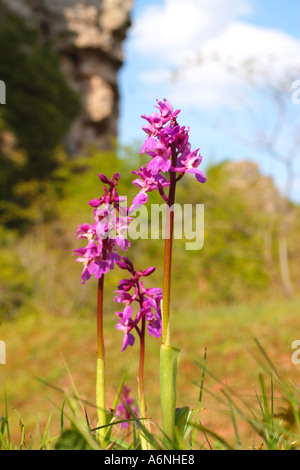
(97, 274, 105, 361)
(138, 316, 146, 406)
(162, 148, 177, 345)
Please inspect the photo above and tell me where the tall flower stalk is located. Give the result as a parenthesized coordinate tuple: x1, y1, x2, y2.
(114, 256, 162, 448)
(96, 274, 106, 444)
(131, 98, 207, 444)
(73, 173, 131, 444)
(162, 146, 177, 346)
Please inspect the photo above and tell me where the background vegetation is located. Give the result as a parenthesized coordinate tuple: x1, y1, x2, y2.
(0, 4, 299, 450)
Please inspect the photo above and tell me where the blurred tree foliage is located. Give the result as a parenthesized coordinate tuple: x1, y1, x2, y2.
(1, 146, 299, 318)
(0, 225, 31, 313)
(0, 2, 80, 228)
(0, 1, 298, 313)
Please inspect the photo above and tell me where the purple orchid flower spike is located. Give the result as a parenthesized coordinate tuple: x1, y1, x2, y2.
(130, 99, 208, 443)
(73, 172, 134, 442)
(113, 255, 162, 438)
(73, 173, 131, 284)
(114, 257, 162, 351)
(115, 385, 139, 429)
(130, 98, 207, 213)
(73, 172, 133, 442)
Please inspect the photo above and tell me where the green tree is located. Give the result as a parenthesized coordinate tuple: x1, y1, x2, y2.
(0, 4, 80, 178)
(0, 3, 80, 227)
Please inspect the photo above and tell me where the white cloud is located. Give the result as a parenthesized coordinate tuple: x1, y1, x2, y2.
(132, 0, 251, 64)
(201, 22, 300, 74)
(131, 0, 300, 109)
(169, 22, 300, 109)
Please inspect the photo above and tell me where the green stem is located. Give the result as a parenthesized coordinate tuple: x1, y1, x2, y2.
(96, 275, 106, 445)
(160, 344, 180, 445)
(160, 148, 180, 447)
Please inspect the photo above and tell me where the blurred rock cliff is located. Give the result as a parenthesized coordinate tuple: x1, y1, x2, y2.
(2, 0, 134, 153)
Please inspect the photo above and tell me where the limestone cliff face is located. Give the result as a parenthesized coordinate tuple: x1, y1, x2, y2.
(3, 0, 134, 153)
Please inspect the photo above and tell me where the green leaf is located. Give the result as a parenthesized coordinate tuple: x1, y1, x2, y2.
(175, 407, 191, 436)
(55, 429, 94, 451)
(160, 344, 180, 447)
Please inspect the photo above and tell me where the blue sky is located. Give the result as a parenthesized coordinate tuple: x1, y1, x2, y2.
(118, 0, 300, 202)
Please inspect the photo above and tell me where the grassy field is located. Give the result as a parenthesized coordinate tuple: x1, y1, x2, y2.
(1, 296, 300, 449)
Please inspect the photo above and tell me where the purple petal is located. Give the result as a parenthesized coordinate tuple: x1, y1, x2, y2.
(147, 318, 162, 338)
(123, 305, 132, 320)
(144, 287, 163, 297)
(187, 168, 207, 183)
(114, 236, 130, 252)
(106, 251, 122, 268)
(138, 267, 156, 277)
(73, 247, 87, 256)
(114, 292, 133, 303)
(122, 333, 135, 351)
(118, 279, 134, 291)
(81, 266, 92, 284)
(147, 156, 171, 175)
(76, 223, 92, 234)
(88, 259, 110, 278)
(145, 296, 157, 308)
(97, 174, 109, 184)
(130, 192, 148, 212)
(132, 178, 145, 189)
(141, 136, 157, 154)
(155, 99, 180, 119)
(117, 261, 128, 269)
(88, 198, 102, 208)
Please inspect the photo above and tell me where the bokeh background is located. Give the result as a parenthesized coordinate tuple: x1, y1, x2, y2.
(0, 0, 299, 447)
